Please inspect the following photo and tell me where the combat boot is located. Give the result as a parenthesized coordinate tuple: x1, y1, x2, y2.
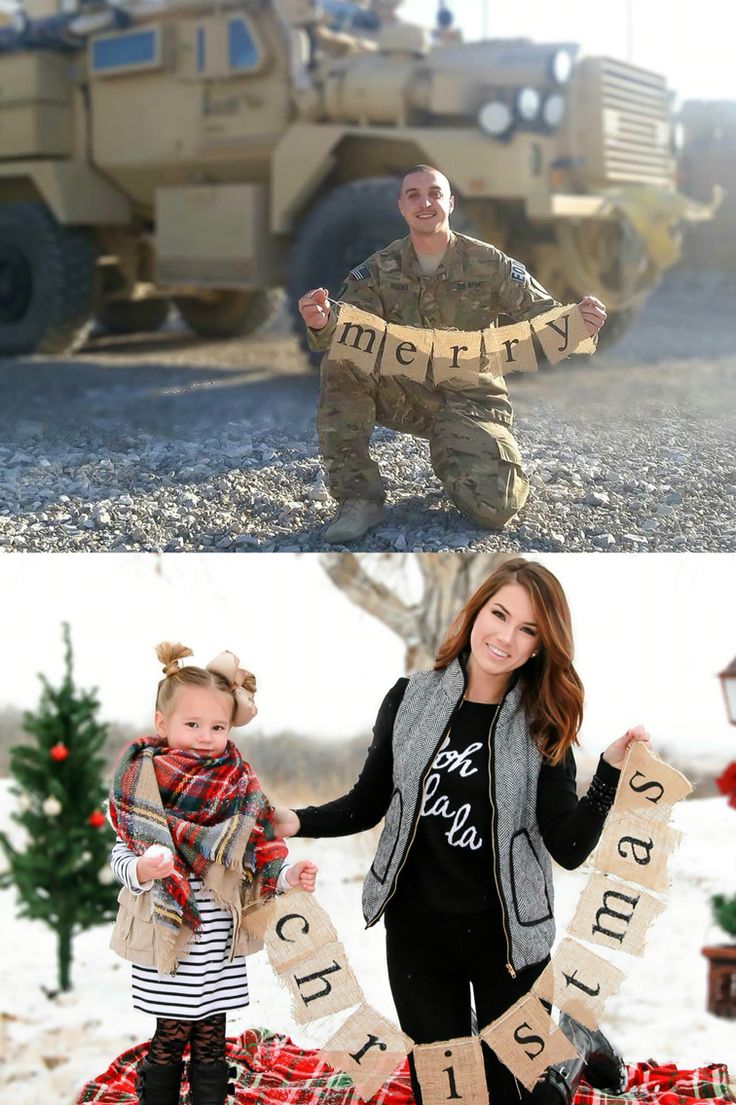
(136, 1057, 183, 1105)
(188, 1059, 237, 1105)
(323, 499, 384, 543)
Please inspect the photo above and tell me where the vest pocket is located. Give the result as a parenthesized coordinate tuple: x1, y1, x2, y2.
(509, 829, 553, 927)
(369, 788, 403, 885)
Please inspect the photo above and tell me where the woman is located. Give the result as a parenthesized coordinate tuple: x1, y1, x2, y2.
(274, 558, 647, 1103)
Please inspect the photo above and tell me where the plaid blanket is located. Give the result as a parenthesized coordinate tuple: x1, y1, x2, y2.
(76, 1030, 735, 1105)
(109, 737, 287, 936)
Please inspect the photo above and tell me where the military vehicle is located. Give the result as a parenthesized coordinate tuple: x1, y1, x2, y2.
(0, 0, 711, 356)
(678, 100, 735, 270)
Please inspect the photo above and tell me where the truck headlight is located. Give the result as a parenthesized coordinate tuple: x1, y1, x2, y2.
(516, 87, 541, 123)
(542, 93, 566, 129)
(550, 48, 573, 85)
(478, 101, 513, 138)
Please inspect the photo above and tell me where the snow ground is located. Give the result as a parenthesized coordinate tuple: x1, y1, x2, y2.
(0, 782, 734, 1104)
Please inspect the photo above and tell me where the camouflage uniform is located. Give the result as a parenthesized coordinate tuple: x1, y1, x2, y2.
(308, 231, 558, 529)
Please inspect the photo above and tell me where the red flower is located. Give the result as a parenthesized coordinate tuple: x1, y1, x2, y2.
(87, 810, 105, 828)
(49, 743, 69, 762)
(715, 761, 736, 802)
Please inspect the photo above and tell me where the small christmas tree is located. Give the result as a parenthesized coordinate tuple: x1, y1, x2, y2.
(0, 623, 118, 991)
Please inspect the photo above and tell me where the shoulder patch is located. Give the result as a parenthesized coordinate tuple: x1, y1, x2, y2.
(510, 260, 527, 284)
(349, 262, 370, 281)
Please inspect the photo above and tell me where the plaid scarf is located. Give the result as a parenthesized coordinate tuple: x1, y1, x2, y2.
(109, 736, 286, 941)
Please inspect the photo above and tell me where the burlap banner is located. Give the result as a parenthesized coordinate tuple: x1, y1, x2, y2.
(532, 937, 626, 1030)
(329, 303, 386, 374)
(381, 323, 434, 383)
(265, 888, 338, 971)
(530, 305, 593, 365)
(275, 938, 364, 1024)
(320, 1002, 413, 1101)
(483, 320, 537, 375)
(589, 810, 683, 895)
(480, 993, 579, 1091)
(614, 741, 693, 822)
(327, 302, 593, 381)
(567, 873, 667, 957)
(432, 327, 483, 387)
(262, 743, 691, 1100)
(413, 1036, 489, 1105)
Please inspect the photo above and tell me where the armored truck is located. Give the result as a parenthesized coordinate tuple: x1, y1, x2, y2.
(0, 0, 709, 355)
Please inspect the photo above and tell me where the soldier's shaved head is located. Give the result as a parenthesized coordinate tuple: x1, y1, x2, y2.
(399, 165, 453, 196)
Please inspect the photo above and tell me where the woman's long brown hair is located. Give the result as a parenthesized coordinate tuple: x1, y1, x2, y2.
(434, 558, 583, 764)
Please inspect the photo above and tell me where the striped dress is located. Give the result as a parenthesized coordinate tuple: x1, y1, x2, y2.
(110, 838, 252, 1021)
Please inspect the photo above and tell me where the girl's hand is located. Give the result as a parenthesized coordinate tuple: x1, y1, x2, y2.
(602, 725, 651, 770)
(273, 807, 301, 837)
(286, 860, 318, 893)
(137, 846, 175, 884)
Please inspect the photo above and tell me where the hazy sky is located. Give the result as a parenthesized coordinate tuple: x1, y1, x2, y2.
(1, 553, 734, 764)
(400, 0, 733, 102)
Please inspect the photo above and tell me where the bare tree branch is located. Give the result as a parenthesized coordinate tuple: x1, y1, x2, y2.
(321, 552, 515, 673)
(320, 553, 425, 648)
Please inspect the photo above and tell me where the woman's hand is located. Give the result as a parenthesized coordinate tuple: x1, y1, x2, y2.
(602, 725, 651, 770)
(136, 846, 175, 883)
(286, 860, 318, 893)
(273, 807, 301, 837)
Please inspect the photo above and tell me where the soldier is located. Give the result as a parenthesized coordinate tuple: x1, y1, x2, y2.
(298, 165, 607, 544)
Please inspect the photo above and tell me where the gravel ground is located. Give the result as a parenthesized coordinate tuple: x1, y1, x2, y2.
(1, 269, 734, 553)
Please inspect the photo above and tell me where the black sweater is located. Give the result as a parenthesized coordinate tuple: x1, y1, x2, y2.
(296, 679, 620, 881)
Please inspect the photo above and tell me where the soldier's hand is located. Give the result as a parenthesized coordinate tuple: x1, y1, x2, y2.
(577, 295, 607, 336)
(298, 287, 331, 330)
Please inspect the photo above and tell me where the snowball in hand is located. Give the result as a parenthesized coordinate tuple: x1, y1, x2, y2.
(144, 844, 173, 862)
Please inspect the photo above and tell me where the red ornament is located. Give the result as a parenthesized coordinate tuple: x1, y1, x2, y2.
(49, 743, 69, 762)
(87, 810, 105, 829)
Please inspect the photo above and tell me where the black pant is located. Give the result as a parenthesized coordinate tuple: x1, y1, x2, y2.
(385, 907, 552, 1105)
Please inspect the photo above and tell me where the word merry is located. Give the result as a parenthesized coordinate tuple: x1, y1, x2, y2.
(327, 301, 595, 386)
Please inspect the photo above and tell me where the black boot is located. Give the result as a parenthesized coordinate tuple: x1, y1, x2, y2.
(136, 1057, 184, 1105)
(188, 1059, 237, 1105)
(536, 1015, 626, 1104)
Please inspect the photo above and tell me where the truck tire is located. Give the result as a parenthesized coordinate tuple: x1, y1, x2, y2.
(97, 298, 170, 335)
(0, 202, 96, 356)
(287, 177, 407, 364)
(174, 289, 281, 338)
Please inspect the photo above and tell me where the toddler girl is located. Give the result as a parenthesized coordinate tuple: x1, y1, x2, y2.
(108, 643, 317, 1105)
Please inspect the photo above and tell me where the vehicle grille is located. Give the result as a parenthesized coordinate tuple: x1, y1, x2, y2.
(572, 57, 675, 189)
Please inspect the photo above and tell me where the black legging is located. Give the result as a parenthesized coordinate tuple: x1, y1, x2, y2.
(148, 1013, 227, 1066)
(385, 907, 555, 1104)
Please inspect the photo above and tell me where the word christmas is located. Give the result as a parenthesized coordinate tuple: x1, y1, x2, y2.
(326, 302, 596, 384)
(262, 743, 691, 1105)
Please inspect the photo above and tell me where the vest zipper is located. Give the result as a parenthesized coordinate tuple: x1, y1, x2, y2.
(368, 675, 468, 929)
(487, 692, 516, 978)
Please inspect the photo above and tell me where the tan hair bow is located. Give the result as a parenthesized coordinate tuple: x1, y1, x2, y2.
(206, 651, 257, 727)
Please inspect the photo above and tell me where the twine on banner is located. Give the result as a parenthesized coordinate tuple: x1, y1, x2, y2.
(326, 302, 597, 382)
(261, 742, 691, 1103)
